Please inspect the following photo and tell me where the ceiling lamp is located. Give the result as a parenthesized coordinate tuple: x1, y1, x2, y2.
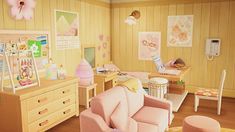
(124, 10, 140, 25)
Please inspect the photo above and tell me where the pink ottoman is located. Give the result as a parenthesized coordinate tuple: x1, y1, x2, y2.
(182, 115, 220, 132)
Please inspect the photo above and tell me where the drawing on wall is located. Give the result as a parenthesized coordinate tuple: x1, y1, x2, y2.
(138, 32, 161, 60)
(55, 10, 80, 50)
(98, 34, 110, 59)
(84, 47, 95, 68)
(28, 40, 41, 57)
(167, 15, 193, 47)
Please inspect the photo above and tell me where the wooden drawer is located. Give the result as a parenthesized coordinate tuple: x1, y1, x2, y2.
(58, 104, 76, 120)
(28, 110, 59, 132)
(57, 94, 75, 109)
(27, 91, 54, 111)
(28, 104, 76, 132)
(28, 94, 75, 123)
(112, 77, 118, 86)
(104, 75, 117, 82)
(54, 85, 75, 99)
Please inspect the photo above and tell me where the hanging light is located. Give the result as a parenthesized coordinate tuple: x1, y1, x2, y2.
(124, 10, 141, 25)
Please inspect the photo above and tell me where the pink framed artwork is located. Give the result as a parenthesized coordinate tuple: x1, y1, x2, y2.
(167, 15, 193, 47)
(138, 32, 161, 60)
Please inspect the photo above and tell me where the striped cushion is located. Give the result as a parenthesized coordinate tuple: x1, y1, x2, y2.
(195, 88, 218, 97)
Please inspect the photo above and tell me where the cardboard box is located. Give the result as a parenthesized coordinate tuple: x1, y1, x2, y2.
(169, 82, 185, 94)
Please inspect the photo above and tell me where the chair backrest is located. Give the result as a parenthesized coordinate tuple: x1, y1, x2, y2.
(218, 69, 226, 100)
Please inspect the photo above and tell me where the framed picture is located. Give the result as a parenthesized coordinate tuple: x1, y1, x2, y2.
(55, 10, 80, 50)
(138, 32, 161, 60)
(167, 15, 193, 47)
(84, 47, 96, 68)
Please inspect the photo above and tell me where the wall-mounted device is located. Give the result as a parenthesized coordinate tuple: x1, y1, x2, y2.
(205, 38, 221, 60)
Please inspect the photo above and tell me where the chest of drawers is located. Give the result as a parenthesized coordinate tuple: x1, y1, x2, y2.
(0, 77, 79, 132)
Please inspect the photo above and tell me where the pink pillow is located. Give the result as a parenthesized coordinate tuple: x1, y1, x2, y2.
(110, 102, 128, 131)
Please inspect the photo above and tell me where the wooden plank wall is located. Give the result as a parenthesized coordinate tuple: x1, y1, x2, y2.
(111, 0, 235, 97)
(0, 0, 111, 76)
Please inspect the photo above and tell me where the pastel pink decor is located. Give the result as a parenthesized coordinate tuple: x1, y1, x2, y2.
(76, 59, 94, 86)
(79, 109, 113, 132)
(182, 115, 220, 132)
(110, 102, 128, 131)
(124, 87, 144, 117)
(7, 0, 36, 20)
(80, 86, 172, 132)
(138, 122, 159, 132)
(133, 106, 168, 132)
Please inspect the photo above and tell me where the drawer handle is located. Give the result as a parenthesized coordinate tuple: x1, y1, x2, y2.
(63, 99, 71, 104)
(63, 109, 71, 114)
(38, 108, 48, 115)
(62, 89, 70, 94)
(39, 120, 48, 126)
(37, 97, 48, 103)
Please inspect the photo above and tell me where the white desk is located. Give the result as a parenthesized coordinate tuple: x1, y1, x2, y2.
(149, 67, 191, 112)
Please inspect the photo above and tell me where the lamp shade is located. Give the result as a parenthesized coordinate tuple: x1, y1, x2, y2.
(124, 10, 140, 25)
(76, 59, 94, 86)
(124, 16, 137, 25)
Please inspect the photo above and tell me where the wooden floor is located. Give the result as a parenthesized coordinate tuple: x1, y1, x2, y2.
(48, 94, 235, 132)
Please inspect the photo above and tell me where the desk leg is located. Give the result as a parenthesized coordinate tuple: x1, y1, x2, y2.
(95, 79, 105, 95)
(85, 88, 89, 109)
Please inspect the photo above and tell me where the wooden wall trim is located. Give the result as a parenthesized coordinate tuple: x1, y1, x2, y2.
(111, 0, 234, 8)
(82, 0, 110, 8)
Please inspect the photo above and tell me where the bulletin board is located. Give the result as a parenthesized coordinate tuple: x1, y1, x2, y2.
(0, 30, 51, 74)
(84, 47, 95, 68)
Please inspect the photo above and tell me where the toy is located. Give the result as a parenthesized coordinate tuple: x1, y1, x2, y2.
(0, 46, 40, 93)
(57, 64, 66, 80)
(165, 58, 186, 69)
(45, 58, 58, 80)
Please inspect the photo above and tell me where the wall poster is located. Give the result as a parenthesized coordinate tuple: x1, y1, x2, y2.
(138, 32, 161, 60)
(167, 15, 193, 47)
(55, 10, 80, 50)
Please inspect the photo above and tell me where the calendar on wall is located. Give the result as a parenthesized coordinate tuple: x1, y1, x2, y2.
(55, 10, 80, 50)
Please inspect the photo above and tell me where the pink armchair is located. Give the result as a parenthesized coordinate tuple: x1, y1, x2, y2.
(80, 86, 172, 132)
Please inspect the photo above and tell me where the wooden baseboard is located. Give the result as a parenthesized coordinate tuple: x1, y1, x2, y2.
(186, 85, 235, 98)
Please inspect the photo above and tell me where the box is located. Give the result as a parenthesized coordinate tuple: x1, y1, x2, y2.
(169, 81, 185, 94)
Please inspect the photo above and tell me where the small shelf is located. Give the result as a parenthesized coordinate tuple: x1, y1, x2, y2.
(167, 90, 188, 112)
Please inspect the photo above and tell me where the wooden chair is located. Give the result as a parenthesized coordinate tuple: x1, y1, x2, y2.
(194, 70, 226, 115)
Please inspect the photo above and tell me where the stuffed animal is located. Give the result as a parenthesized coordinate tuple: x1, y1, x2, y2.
(165, 58, 186, 68)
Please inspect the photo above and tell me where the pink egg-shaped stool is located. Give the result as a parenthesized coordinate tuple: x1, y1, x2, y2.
(183, 115, 220, 132)
(76, 59, 94, 86)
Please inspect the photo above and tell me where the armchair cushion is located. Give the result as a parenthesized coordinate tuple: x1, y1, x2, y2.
(111, 102, 138, 132)
(133, 106, 168, 132)
(124, 88, 144, 117)
(144, 95, 172, 125)
(110, 102, 128, 131)
(90, 87, 128, 126)
(80, 109, 113, 132)
(137, 122, 159, 132)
